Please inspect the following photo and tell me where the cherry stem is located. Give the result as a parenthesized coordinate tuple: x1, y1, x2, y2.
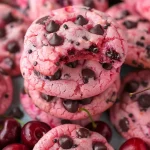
(129, 87, 150, 97)
(79, 108, 97, 128)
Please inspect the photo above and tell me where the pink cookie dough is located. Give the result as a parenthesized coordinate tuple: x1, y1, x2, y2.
(0, 69, 13, 115)
(0, 4, 29, 76)
(33, 124, 114, 150)
(20, 88, 101, 128)
(21, 6, 127, 99)
(25, 78, 120, 120)
(110, 70, 150, 146)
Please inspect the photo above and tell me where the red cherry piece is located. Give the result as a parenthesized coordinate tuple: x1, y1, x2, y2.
(2, 144, 29, 150)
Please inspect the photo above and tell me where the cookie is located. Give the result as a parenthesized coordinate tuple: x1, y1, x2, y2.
(0, 69, 13, 115)
(33, 124, 114, 150)
(0, 4, 29, 76)
(20, 88, 101, 128)
(25, 78, 120, 120)
(110, 70, 150, 146)
(21, 6, 127, 99)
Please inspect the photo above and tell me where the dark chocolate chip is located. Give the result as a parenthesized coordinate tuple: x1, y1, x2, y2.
(63, 24, 68, 29)
(123, 20, 137, 29)
(3, 58, 15, 69)
(33, 61, 37, 66)
(66, 60, 78, 68)
(41, 93, 54, 102)
(48, 69, 62, 80)
(53, 139, 58, 143)
(125, 80, 139, 93)
(3, 12, 17, 24)
(0, 27, 6, 38)
(90, 24, 104, 35)
(129, 113, 133, 118)
(141, 81, 148, 87)
(146, 45, 150, 57)
(76, 42, 80, 46)
(8, 107, 24, 119)
(4, 94, 9, 98)
(106, 49, 120, 61)
(141, 36, 145, 40)
(49, 33, 64, 46)
(63, 100, 79, 113)
(76, 128, 91, 138)
(138, 94, 150, 108)
(75, 15, 88, 26)
(68, 49, 75, 55)
(82, 68, 96, 84)
(80, 97, 93, 105)
(82, 36, 88, 41)
(46, 20, 60, 33)
(34, 70, 40, 76)
(6, 41, 20, 53)
(59, 135, 73, 149)
(92, 142, 107, 150)
(136, 41, 144, 47)
(102, 63, 112, 70)
(28, 49, 32, 54)
(83, 0, 95, 8)
(88, 45, 99, 53)
(61, 119, 72, 124)
(119, 117, 129, 132)
(36, 16, 49, 25)
(104, 23, 111, 29)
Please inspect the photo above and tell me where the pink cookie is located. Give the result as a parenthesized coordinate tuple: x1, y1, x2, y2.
(20, 88, 101, 128)
(25, 78, 120, 120)
(21, 6, 127, 99)
(33, 124, 114, 150)
(17, 0, 108, 20)
(110, 70, 150, 146)
(0, 69, 13, 115)
(0, 4, 29, 76)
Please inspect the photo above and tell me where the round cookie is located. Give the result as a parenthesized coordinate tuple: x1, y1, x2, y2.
(25, 78, 120, 120)
(20, 89, 101, 128)
(110, 70, 150, 146)
(21, 6, 127, 99)
(0, 69, 13, 115)
(33, 124, 114, 150)
(0, 4, 29, 76)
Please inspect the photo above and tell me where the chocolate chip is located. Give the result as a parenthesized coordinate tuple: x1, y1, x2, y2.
(90, 24, 104, 35)
(48, 69, 62, 80)
(75, 15, 88, 26)
(82, 36, 88, 41)
(83, 0, 95, 8)
(125, 80, 139, 93)
(76, 42, 80, 46)
(129, 113, 133, 118)
(104, 23, 111, 29)
(138, 94, 150, 108)
(120, 10, 131, 19)
(36, 16, 49, 25)
(6, 41, 20, 53)
(4, 94, 9, 98)
(3, 12, 17, 24)
(88, 45, 99, 53)
(53, 139, 58, 143)
(61, 120, 72, 124)
(106, 49, 120, 61)
(141, 36, 145, 40)
(141, 81, 148, 87)
(139, 18, 149, 22)
(63, 24, 68, 29)
(82, 68, 96, 84)
(66, 60, 78, 68)
(102, 63, 112, 70)
(68, 49, 75, 55)
(136, 41, 144, 47)
(28, 49, 32, 54)
(123, 20, 137, 29)
(41, 93, 54, 102)
(33, 61, 37, 66)
(0, 27, 6, 38)
(8, 107, 24, 119)
(72, 144, 78, 148)
(76, 128, 91, 138)
(80, 97, 93, 105)
(3, 58, 15, 69)
(46, 20, 60, 33)
(49, 33, 64, 46)
(59, 135, 73, 149)
(146, 45, 150, 57)
(119, 117, 129, 132)
(63, 100, 79, 113)
(92, 142, 107, 150)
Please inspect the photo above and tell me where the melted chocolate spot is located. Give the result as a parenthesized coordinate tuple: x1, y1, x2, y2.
(28, 49, 32, 54)
(119, 117, 129, 132)
(3, 58, 15, 69)
(0, 27, 6, 38)
(41, 93, 54, 102)
(36, 16, 49, 25)
(59, 135, 73, 149)
(63, 100, 79, 113)
(125, 80, 139, 93)
(80, 97, 93, 105)
(83, 0, 95, 8)
(82, 68, 96, 84)
(66, 60, 78, 68)
(76, 128, 91, 138)
(92, 142, 107, 150)
(8, 107, 24, 119)
(61, 120, 72, 124)
(102, 63, 112, 70)
(7, 41, 20, 53)
(138, 94, 150, 108)
(75, 15, 88, 26)
(88, 45, 99, 53)
(106, 49, 120, 61)
(48, 69, 62, 80)
(49, 33, 64, 46)
(123, 20, 137, 29)
(90, 24, 104, 35)
(136, 41, 144, 47)
(3, 12, 17, 24)
(46, 20, 60, 33)
(63, 24, 68, 29)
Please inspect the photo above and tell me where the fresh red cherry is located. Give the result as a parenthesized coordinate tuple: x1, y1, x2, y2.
(21, 121, 51, 149)
(0, 118, 21, 149)
(120, 138, 149, 150)
(2, 144, 29, 150)
(85, 121, 112, 142)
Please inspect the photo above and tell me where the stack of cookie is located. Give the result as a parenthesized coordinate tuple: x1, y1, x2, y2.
(20, 6, 127, 128)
